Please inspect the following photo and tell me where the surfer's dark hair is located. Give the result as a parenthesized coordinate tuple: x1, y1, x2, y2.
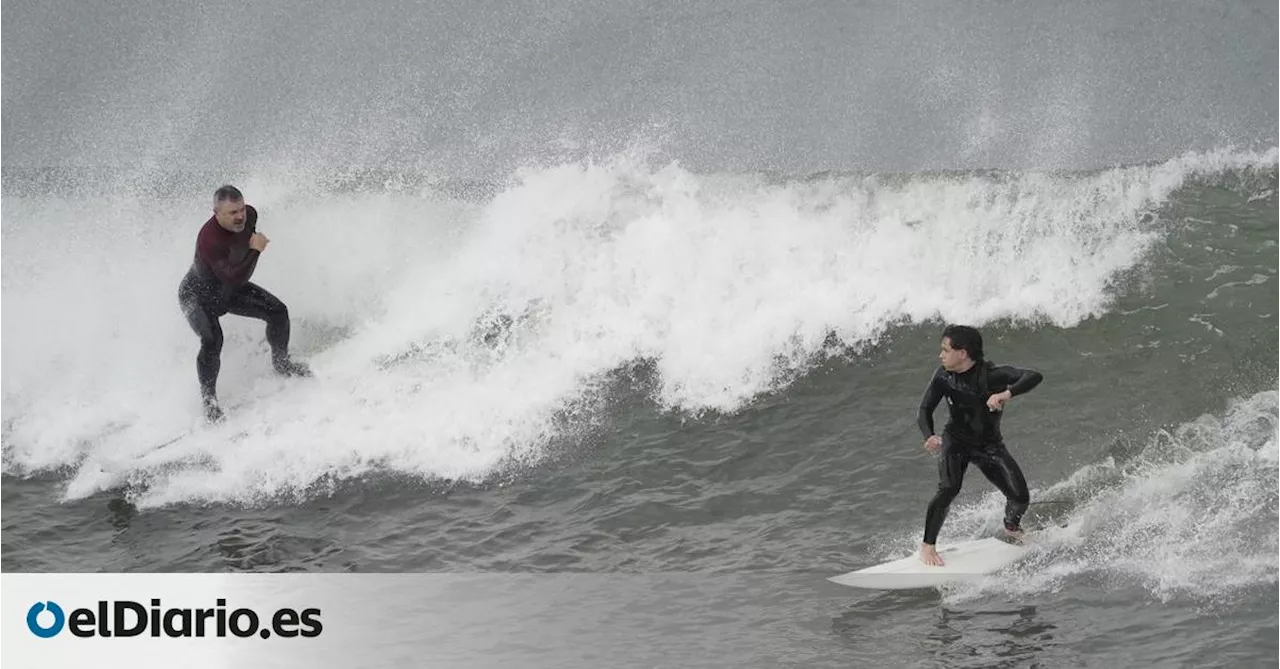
(213, 184, 243, 203)
(942, 325, 984, 363)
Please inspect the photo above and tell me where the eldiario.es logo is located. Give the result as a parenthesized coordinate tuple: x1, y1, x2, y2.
(27, 599, 322, 639)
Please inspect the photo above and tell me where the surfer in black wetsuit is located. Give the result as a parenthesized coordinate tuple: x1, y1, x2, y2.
(178, 185, 311, 423)
(915, 325, 1043, 566)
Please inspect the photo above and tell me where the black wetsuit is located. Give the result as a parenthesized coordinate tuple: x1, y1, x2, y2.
(178, 204, 305, 417)
(916, 361, 1043, 544)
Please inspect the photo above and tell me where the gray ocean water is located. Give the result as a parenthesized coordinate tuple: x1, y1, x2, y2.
(3, 0, 1278, 666)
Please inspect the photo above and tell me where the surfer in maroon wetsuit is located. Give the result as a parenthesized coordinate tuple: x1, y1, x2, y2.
(915, 325, 1043, 566)
(178, 185, 311, 423)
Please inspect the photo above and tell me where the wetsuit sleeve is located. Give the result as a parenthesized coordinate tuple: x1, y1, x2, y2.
(197, 227, 260, 287)
(995, 364, 1044, 397)
(916, 367, 945, 438)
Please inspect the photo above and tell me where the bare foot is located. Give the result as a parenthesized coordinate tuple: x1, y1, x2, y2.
(1004, 526, 1026, 544)
(920, 543, 945, 566)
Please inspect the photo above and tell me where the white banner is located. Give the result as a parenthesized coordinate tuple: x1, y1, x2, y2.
(4, 574, 338, 668)
(4, 572, 846, 667)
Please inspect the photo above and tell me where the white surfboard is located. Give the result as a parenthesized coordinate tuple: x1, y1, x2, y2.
(828, 537, 1028, 590)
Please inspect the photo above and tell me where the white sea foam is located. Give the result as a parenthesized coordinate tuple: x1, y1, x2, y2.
(2, 147, 1274, 506)
(937, 389, 1278, 606)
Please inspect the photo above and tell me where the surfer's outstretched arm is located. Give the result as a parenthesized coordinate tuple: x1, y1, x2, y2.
(916, 367, 945, 438)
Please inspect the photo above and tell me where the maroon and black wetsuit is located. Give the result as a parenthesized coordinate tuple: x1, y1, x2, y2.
(178, 204, 306, 418)
(186, 204, 263, 297)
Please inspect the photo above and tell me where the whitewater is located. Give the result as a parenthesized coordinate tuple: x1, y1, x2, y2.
(2, 146, 1274, 510)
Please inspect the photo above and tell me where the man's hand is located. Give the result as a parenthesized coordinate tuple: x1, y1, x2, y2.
(987, 389, 1013, 412)
(250, 232, 269, 252)
(924, 435, 942, 454)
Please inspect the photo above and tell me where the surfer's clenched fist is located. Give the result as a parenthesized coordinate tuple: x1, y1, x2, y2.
(923, 435, 942, 453)
(986, 389, 1012, 412)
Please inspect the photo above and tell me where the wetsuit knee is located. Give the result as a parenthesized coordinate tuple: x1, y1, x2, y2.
(200, 330, 224, 356)
(270, 302, 289, 324)
(182, 297, 223, 349)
